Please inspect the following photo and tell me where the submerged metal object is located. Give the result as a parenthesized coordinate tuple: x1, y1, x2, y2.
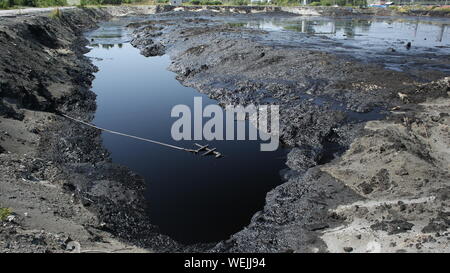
(61, 113, 223, 159)
(194, 143, 223, 158)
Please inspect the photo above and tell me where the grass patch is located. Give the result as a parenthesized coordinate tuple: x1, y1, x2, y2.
(0, 208, 12, 221)
(1, 0, 67, 9)
(308, 0, 367, 7)
(188, 0, 222, 5)
(49, 7, 62, 18)
(79, 0, 147, 5)
(431, 6, 450, 13)
(389, 5, 450, 15)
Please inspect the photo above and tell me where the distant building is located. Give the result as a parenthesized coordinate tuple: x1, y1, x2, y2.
(367, 0, 395, 7)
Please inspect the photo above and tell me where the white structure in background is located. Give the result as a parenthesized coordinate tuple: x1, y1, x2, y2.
(367, 0, 395, 6)
(170, 0, 183, 6)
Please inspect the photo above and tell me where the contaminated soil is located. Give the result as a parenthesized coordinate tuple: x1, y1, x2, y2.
(0, 6, 449, 253)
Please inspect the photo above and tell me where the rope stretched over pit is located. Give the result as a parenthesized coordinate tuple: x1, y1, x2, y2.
(60, 114, 197, 153)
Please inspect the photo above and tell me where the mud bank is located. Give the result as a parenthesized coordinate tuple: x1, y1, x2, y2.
(0, 8, 186, 253)
(0, 7, 449, 253)
(129, 11, 449, 252)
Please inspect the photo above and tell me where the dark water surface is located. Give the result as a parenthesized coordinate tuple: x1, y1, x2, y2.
(85, 20, 286, 244)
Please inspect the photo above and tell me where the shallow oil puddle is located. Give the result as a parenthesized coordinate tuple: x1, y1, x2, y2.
(86, 20, 286, 244)
(225, 15, 450, 73)
(246, 16, 450, 46)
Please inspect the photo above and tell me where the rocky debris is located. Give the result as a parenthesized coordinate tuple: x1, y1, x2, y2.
(141, 42, 165, 57)
(358, 168, 391, 194)
(66, 240, 81, 253)
(0, 223, 67, 253)
(305, 223, 330, 232)
(343, 246, 353, 252)
(129, 20, 167, 57)
(405, 77, 450, 104)
(286, 147, 319, 173)
(5, 215, 16, 222)
(371, 220, 414, 235)
(422, 212, 450, 234)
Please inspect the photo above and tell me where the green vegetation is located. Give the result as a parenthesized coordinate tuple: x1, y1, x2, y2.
(0, 0, 149, 8)
(3, 0, 446, 13)
(1, 0, 67, 9)
(0, 208, 12, 221)
(271, 0, 300, 6)
(189, 0, 222, 5)
(390, 5, 450, 15)
(308, 0, 367, 7)
(49, 6, 61, 17)
(185, 0, 368, 6)
(229, 0, 249, 5)
(80, 0, 131, 5)
(435, 7, 450, 13)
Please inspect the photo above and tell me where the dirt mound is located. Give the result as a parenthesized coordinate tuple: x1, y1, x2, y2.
(0, 8, 181, 253)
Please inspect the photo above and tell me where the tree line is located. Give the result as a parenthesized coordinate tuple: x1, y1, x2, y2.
(0, 0, 147, 8)
(0, 0, 370, 10)
(1, 0, 67, 9)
